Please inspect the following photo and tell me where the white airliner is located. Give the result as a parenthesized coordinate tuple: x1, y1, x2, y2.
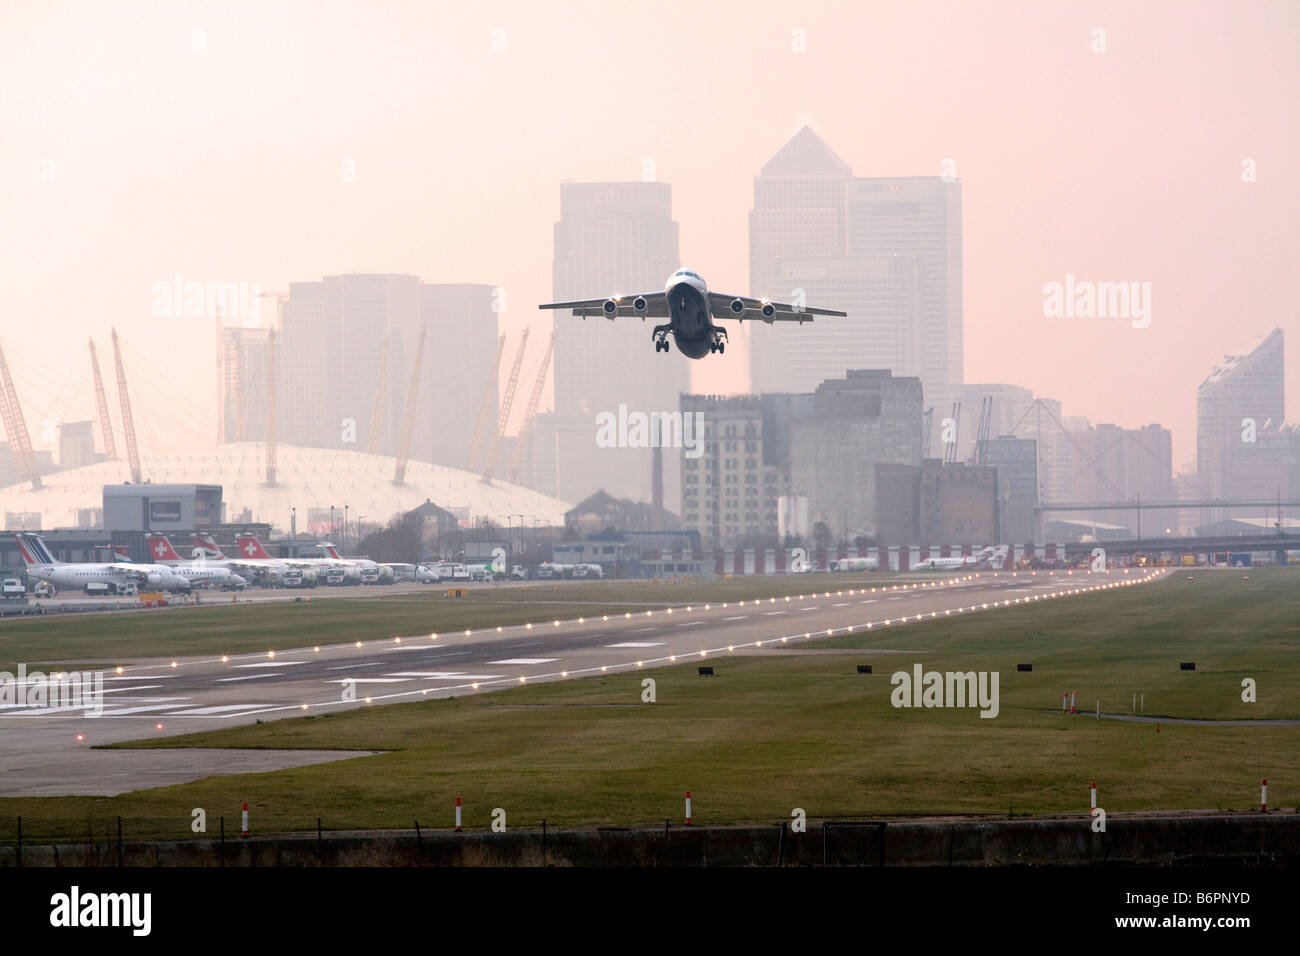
(918, 546, 1009, 571)
(15, 534, 189, 593)
(540, 268, 845, 357)
(144, 534, 248, 590)
(190, 533, 301, 585)
(236, 534, 361, 585)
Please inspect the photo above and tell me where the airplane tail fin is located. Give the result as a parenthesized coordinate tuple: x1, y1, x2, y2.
(234, 533, 272, 560)
(191, 534, 224, 559)
(110, 544, 134, 563)
(321, 543, 342, 560)
(14, 534, 57, 567)
(145, 533, 183, 562)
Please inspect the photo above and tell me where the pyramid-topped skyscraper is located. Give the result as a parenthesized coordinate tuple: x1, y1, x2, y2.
(748, 127, 963, 402)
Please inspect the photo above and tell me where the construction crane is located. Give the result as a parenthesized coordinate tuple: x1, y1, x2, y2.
(481, 328, 529, 482)
(0, 342, 41, 490)
(393, 326, 427, 485)
(265, 329, 278, 486)
(920, 407, 933, 459)
(88, 338, 118, 461)
(111, 328, 144, 483)
(367, 336, 390, 456)
(970, 396, 993, 465)
(466, 334, 506, 472)
(942, 400, 961, 465)
(507, 330, 555, 484)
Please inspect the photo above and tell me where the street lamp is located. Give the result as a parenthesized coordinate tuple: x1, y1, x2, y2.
(291, 506, 296, 539)
(344, 504, 349, 553)
(505, 515, 514, 554)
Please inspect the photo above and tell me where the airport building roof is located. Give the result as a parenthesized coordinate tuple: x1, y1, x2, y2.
(0, 443, 573, 532)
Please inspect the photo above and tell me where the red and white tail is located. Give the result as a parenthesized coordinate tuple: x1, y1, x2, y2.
(191, 534, 224, 558)
(321, 543, 342, 560)
(235, 534, 272, 560)
(145, 533, 182, 562)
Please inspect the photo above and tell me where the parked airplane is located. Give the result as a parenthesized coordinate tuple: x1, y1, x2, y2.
(236, 534, 361, 585)
(191, 533, 301, 585)
(539, 268, 845, 357)
(918, 546, 1009, 571)
(320, 543, 391, 583)
(144, 534, 248, 590)
(15, 534, 189, 593)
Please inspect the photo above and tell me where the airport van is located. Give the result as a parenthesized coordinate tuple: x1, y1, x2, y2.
(119, 582, 139, 597)
(2, 578, 26, 600)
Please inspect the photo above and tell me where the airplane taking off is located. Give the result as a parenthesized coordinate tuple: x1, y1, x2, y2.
(539, 268, 846, 357)
(15, 534, 189, 593)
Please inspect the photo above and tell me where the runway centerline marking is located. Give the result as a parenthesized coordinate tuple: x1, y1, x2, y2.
(606, 642, 665, 648)
(489, 658, 558, 665)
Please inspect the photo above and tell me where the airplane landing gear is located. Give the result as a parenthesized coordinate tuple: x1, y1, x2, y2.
(708, 327, 729, 354)
(652, 324, 672, 353)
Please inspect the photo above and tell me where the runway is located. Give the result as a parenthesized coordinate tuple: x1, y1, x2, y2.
(0, 568, 1167, 795)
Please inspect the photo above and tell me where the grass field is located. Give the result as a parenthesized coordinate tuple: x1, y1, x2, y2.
(0, 572, 909, 667)
(2, 569, 1297, 843)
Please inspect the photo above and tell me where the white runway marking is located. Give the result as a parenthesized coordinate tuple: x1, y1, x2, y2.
(325, 662, 385, 671)
(605, 642, 665, 648)
(169, 704, 276, 715)
(216, 674, 274, 682)
(764, 610, 787, 616)
(859, 599, 878, 604)
(489, 658, 558, 665)
(675, 620, 705, 626)
(799, 607, 818, 611)
(389, 672, 505, 680)
(233, 661, 306, 668)
(325, 678, 411, 684)
(95, 704, 194, 716)
(723, 615, 747, 621)
(832, 602, 849, 607)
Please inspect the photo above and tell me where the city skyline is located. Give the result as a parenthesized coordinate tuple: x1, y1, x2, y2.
(1, 0, 1297, 476)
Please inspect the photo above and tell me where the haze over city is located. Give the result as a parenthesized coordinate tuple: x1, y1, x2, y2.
(3, 0, 1297, 471)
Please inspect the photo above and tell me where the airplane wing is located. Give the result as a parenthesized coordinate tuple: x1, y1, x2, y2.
(538, 292, 669, 319)
(706, 292, 846, 323)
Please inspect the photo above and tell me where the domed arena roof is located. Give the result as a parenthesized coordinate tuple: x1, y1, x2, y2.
(0, 443, 572, 530)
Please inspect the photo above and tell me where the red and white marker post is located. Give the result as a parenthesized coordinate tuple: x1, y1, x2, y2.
(1090, 783, 1097, 811)
(1062, 692, 1068, 714)
(1261, 778, 1267, 812)
(241, 802, 249, 838)
(685, 791, 692, 825)
(1070, 690, 1077, 714)
(455, 795, 463, 831)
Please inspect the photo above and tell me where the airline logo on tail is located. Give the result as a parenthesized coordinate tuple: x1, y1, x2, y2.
(110, 545, 134, 563)
(146, 534, 182, 562)
(235, 534, 272, 560)
(321, 543, 342, 560)
(14, 534, 55, 567)
(191, 534, 225, 559)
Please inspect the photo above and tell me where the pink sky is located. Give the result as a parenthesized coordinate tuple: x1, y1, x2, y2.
(2, 0, 1297, 470)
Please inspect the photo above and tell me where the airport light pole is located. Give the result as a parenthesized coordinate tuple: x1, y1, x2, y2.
(504, 515, 513, 554)
(330, 506, 335, 544)
(291, 506, 296, 539)
(344, 504, 349, 553)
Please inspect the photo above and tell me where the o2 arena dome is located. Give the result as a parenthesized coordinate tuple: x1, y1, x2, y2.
(0, 443, 572, 530)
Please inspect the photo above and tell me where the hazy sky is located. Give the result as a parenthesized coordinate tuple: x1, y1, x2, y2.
(2, 0, 1297, 470)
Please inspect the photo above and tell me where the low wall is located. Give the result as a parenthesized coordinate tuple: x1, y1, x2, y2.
(3, 814, 1297, 867)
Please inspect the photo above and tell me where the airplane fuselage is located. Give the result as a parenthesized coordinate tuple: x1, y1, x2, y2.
(664, 274, 717, 359)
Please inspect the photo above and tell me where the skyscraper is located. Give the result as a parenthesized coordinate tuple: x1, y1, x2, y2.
(1196, 328, 1285, 497)
(749, 128, 962, 400)
(548, 182, 686, 504)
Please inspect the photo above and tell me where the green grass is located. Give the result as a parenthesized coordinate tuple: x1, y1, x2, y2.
(0, 572, 900, 667)
(2, 569, 1297, 843)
